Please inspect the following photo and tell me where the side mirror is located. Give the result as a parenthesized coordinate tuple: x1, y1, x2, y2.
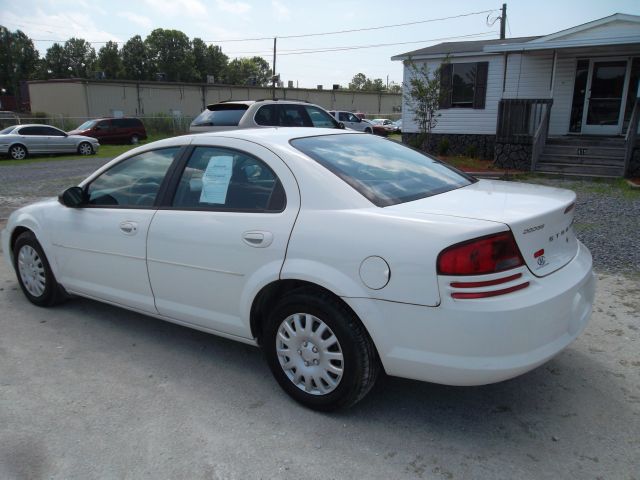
(337, 122, 346, 130)
(59, 186, 87, 208)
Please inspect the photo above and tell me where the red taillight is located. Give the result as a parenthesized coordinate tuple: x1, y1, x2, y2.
(437, 232, 524, 276)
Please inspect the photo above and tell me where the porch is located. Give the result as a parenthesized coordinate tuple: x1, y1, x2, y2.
(494, 93, 640, 178)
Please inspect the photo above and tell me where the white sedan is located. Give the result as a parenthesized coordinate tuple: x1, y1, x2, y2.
(1, 128, 595, 410)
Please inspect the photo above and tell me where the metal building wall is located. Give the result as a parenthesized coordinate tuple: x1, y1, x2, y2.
(29, 80, 402, 118)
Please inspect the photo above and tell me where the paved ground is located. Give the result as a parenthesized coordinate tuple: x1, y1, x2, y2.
(1, 159, 639, 478)
(0, 261, 638, 479)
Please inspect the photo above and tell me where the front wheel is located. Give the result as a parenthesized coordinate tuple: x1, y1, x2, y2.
(78, 142, 94, 155)
(13, 231, 64, 307)
(264, 289, 379, 411)
(9, 144, 27, 160)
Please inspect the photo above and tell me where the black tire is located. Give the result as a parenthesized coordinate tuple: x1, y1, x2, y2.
(130, 135, 140, 145)
(9, 144, 27, 160)
(13, 231, 64, 307)
(364, 127, 372, 134)
(263, 289, 379, 411)
(78, 142, 94, 156)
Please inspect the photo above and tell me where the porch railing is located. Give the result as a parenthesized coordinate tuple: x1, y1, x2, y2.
(624, 98, 640, 177)
(496, 99, 554, 144)
(531, 103, 553, 171)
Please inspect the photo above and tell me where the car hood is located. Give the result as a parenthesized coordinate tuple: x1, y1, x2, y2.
(387, 179, 578, 277)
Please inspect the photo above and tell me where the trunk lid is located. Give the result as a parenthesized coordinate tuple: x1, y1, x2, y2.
(387, 179, 578, 277)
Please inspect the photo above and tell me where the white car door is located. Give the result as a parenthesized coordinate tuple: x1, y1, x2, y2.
(50, 147, 181, 313)
(146, 137, 300, 339)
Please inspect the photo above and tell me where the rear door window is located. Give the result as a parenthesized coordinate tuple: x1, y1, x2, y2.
(255, 105, 279, 126)
(279, 105, 310, 127)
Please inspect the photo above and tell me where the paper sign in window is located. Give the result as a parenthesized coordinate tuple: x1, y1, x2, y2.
(200, 155, 233, 204)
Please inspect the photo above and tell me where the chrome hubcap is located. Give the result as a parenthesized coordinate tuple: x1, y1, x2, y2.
(11, 147, 25, 159)
(276, 313, 344, 395)
(79, 144, 92, 155)
(17, 245, 46, 297)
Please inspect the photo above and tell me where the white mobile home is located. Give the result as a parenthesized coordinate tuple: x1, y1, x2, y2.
(392, 13, 640, 177)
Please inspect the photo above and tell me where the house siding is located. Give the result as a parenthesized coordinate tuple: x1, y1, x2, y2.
(502, 52, 554, 99)
(549, 55, 577, 135)
(402, 54, 503, 135)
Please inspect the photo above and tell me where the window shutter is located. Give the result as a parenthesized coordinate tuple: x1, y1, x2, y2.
(473, 62, 489, 109)
(439, 63, 452, 109)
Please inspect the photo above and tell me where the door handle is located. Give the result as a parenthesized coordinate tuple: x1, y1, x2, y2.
(119, 221, 138, 235)
(242, 231, 273, 248)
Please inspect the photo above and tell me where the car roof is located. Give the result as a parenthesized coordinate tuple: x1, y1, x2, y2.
(12, 124, 63, 129)
(205, 99, 314, 110)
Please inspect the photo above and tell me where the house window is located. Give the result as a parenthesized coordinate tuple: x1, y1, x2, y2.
(451, 63, 476, 107)
(439, 62, 488, 110)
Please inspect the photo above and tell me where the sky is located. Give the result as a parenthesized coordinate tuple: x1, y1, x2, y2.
(1, 0, 640, 88)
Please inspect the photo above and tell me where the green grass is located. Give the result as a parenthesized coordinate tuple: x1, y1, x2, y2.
(438, 155, 497, 171)
(0, 134, 171, 166)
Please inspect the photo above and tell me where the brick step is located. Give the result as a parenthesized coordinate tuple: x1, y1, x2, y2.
(542, 144, 625, 157)
(535, 162, 624, 177)
(538, 154, 625, 166)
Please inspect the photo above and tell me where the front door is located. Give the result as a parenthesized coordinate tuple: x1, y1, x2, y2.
(581, 58, 631, 135)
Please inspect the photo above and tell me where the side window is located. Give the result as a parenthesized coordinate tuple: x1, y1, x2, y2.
(347, 113, 359, 123)
(86, 148, 178, 207)
(254, 105, 279, 126)
(112, 119, 126, 128)
(42, 126, 65, 136)
(338, 112, 349, 121)
(19, 126, 41, 136)
(172, 147, 286, 212)
(96, 120, 110, 130)
(279, 105, 309, 127)
(305, 106, 338, 128)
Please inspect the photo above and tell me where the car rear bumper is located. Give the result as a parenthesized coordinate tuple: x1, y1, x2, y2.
(344, 241, 595, 386)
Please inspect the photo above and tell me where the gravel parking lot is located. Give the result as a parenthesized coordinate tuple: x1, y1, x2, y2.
(1, 159, 639, 479)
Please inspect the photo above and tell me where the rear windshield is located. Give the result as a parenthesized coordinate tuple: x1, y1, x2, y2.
(290, 134, 475, 207)
(191, 104, 248, 127)
(0, 126, 17, 134)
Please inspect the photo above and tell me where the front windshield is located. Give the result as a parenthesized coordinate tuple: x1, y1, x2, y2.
(76, 120, 97, 130)
(291, 134, 475, 207)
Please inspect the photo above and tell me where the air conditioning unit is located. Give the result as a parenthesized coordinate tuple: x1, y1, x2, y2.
(317, 85, 323, 90)
(94, 71, 106, 80)
(155, 73, 167, 81)
(206, 75, 215, 84)
(287, 81, 294, 88)
(332, 84, 340, 90)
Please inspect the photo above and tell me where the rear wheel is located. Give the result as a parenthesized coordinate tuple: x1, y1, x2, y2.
(13, 231, 64, 307)
(9, 144, 27, 160)
(130, 135, 140, 145)
(78, 142, 93, 155)
(364, 127, 372, 134)
(264, 289, 379, 411)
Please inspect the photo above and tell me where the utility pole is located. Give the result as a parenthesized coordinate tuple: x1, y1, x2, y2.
(272, 37, 277, 100)
(500, 3, 507, 40)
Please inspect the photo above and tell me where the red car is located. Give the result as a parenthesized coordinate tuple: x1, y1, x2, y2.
(68, 117, 147, 145)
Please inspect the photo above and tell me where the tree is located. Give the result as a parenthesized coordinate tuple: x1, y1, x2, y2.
(387, 82, 402, 94)
(348, 73, 367, 90)
(41, 43, 69, 78)
(145, 28, 196, 82)
(403, 57, 449, 147)
(225, 57, 271, 86)
(0, 27, 40, 104)
(191, 37, 208, 82)
(122, 35, 151, 80)
(63, 38, 96, 77)
(97, 41, 122, 79)
(206, 45, 228, 83)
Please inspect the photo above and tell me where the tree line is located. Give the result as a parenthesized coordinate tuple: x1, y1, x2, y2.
(0, 25, 401, 110)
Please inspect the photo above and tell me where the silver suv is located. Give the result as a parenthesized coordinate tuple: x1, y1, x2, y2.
(190, 99, 343, 133)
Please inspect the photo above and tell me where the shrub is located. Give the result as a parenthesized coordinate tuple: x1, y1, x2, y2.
(437, 138, 450, 156)
(465, 144, 478, 159)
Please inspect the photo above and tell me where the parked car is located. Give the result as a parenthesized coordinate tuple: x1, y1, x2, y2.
(361, 119, 388, 136)
(393, 119, 402, 133)
(68, 117, 147, 145)
(190, 99, 342, 133)
(371, 118, 400, 133)
(328, 110, 372, 133)
(2, 128, 595, 411)
(0, 124, 99, 160)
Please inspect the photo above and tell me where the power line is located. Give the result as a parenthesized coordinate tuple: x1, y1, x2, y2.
(225, 32, 497, 56)
(203, 9, 499, 43)
(23, 8, 499, 45)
